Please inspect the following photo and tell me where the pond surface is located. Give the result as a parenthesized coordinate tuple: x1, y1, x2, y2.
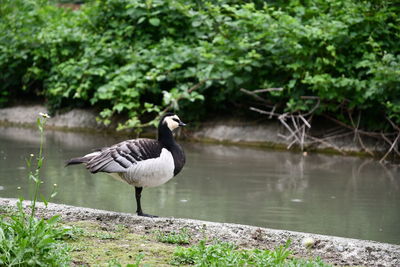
(0, 126, 399, 244)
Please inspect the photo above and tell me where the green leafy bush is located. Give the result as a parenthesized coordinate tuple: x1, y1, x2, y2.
(0, 0, 398, 130)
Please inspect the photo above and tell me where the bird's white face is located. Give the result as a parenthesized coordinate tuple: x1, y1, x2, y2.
(164, 115, 183, 131)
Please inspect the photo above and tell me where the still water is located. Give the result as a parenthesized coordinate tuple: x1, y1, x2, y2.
(0, 126, 399, 244)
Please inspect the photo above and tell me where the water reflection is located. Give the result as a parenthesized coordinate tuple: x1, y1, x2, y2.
(0, 126, 399, 244)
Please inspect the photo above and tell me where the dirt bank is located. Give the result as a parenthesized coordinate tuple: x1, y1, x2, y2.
(0, 198, 399, 266)
(0, 105, 387, 156)
(0, 105, 103, 131)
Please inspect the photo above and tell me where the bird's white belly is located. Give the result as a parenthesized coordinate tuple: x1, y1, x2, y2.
(119, 148, 175, 187)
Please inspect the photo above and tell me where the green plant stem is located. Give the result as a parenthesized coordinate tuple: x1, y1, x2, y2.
(30, 118, 46, 228)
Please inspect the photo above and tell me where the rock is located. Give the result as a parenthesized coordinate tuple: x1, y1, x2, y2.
(302, 237, 316, 248)
(0, 105, 103, 130)
(336, 245, 345, 252)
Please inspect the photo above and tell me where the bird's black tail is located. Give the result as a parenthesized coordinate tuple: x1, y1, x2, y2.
(65, 157, 89, 167)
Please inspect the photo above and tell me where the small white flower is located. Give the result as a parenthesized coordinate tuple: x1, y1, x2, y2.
(39, 112, 51, 119)
(53, 183, 58, 187)
(17, 186, 21, 190)
(30, 153, 34, 157)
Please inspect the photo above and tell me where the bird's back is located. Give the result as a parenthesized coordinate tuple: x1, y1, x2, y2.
(86, 138, 164, 174)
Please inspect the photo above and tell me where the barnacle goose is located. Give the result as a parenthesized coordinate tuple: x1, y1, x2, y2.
(66, 113, 186, 217)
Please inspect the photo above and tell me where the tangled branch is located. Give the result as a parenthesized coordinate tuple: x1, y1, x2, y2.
(241, 88, 400, 163)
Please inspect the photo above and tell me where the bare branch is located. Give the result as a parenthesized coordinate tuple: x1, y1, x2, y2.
(277, 133, 290, 140)
(250, 107, 280, 118)
(241, 89, 399, 162)
(323, 114, 397, 138)
(281, 122, 303, 141)
(241, 88, 270, 104)
(301, 98, 320, 117)
(300, 125, 306, 150)
(357, 134, 374, 156)
(287, 138, 298, 149)
(307, 135, 346, 155)
(252, 88, 283, 93)
(299, 115, 311, 128)
(387, 117, 400, 132)
(323, 131, 354, 140)
(269, 105, 277, 119)
(381, 133, 400, 157)
(279, 116, 301, 144)
(300, 96, 320, 100)
(380, 133, 400, 163)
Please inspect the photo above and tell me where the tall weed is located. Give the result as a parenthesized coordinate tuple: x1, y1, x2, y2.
(0, 114, 70, 266)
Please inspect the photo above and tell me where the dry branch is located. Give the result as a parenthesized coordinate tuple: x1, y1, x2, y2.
(380, 133, 400, 163)
(252, 88, 283, 93)
(241, 87, 400, 163)
(381, 133, 400, 157)
(241, 88, 271, 104)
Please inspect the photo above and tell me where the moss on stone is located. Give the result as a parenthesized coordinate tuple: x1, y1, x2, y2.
(64, 220, 175, 266)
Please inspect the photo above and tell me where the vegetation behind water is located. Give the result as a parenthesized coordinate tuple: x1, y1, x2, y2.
(0, 0, 399, 132)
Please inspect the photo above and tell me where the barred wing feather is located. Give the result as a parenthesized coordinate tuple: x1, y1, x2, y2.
(86, 139, 163, 174)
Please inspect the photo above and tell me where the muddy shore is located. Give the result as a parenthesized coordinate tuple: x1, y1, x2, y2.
(0, 105, 388, 156)
(0, 198, 399, 266)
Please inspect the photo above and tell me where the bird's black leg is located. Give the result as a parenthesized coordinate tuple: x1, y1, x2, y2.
(135, 186, 158, 218)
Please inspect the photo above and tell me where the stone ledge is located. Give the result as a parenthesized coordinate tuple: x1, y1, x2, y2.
(0, 105, 103, 131)
(1, 198, 398, 266)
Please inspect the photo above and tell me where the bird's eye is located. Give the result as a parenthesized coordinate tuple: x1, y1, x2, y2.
(173, 118, 180, 123)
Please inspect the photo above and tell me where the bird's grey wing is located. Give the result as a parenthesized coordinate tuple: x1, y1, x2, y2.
(86, 139, 163, 173)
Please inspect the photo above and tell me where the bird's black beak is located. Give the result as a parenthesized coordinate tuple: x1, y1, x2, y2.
(179, 121, 186, 127)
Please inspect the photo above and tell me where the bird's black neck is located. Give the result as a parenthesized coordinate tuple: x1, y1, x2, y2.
(158, 123, 176, 149)
(158, 122, 185, 176)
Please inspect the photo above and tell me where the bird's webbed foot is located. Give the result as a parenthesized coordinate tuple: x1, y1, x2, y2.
(137, 211, 158, 218)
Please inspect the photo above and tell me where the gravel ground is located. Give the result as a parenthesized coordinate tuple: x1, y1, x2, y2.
(1, 198, 399, 266)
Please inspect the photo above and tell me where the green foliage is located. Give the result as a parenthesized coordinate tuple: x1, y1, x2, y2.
(155, 227, 191, 244)
(61, 225, 86, 241)
(0, 114, 71, 266)
(172, 240, 330, 266)
(0, 0, 399, 130)
(0, 206, 70, 266)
